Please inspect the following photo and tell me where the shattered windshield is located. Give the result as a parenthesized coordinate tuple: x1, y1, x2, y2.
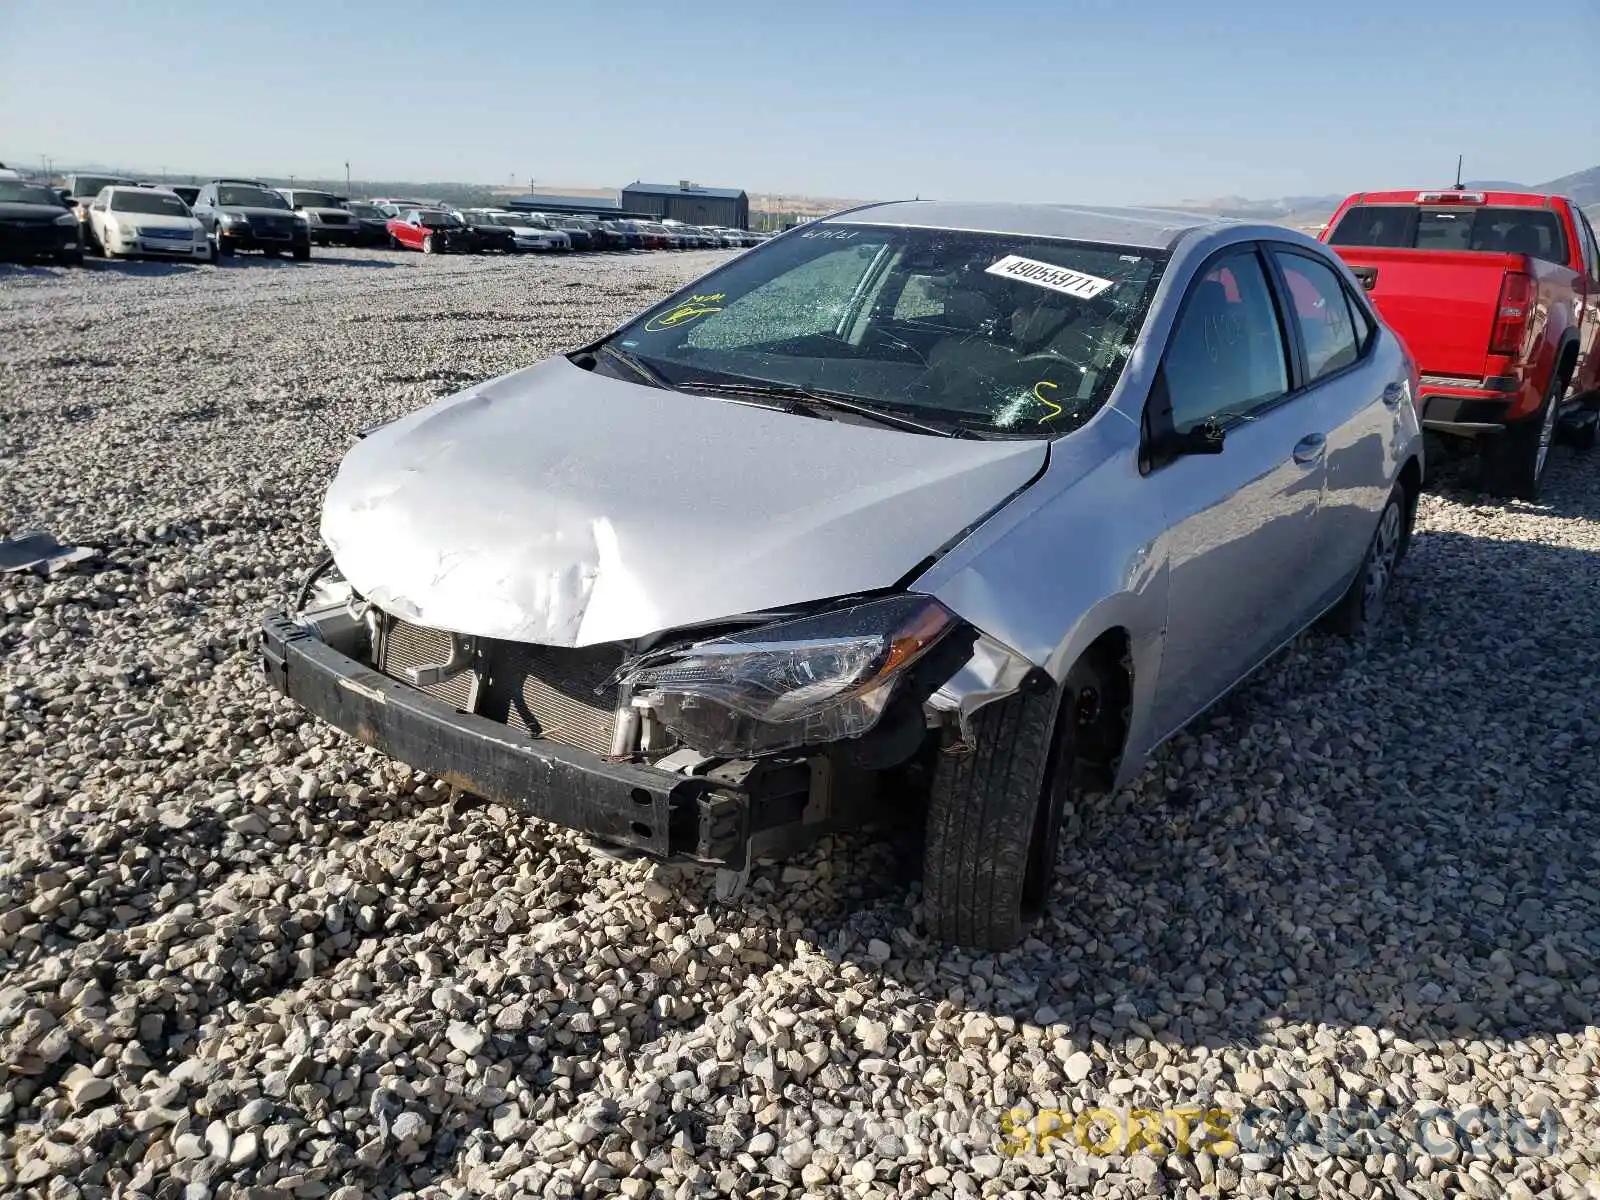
(609, 223, 1164, 436)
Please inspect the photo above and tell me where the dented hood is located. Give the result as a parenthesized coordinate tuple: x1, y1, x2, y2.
(321, 357, 1047, 646)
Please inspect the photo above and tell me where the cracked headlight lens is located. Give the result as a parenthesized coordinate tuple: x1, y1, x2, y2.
(621, 595, 954, 756)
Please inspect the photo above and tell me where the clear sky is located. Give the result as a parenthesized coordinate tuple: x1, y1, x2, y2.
(3, 0, 1595, 204)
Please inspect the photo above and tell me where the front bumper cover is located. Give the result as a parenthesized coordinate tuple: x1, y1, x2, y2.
(259, 612, 805, 865)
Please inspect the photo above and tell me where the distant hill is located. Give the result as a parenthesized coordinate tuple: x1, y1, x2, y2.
(1165, 164, 1599, 228)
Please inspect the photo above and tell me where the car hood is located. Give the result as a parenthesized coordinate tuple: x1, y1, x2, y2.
(321, 357, 1047, 647)
(222, 205, 297, 219)
(0, 202, 71, 222)
(117, 212, 201, 231)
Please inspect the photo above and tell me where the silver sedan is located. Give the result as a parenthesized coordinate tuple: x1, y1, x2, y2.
(264, 200, 1424, 949)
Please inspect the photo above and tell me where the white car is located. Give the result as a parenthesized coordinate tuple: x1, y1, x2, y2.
(89, 186, 210, 261)
(465, 209, 570, 252)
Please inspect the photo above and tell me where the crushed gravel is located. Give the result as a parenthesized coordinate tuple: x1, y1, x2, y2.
(1, 249, 1597, 1200)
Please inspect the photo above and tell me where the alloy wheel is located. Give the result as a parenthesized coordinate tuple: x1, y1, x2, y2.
(1362, 502, 1402, 619)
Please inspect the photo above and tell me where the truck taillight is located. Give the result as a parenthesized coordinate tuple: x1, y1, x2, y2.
(1489, 272, 1533, 356)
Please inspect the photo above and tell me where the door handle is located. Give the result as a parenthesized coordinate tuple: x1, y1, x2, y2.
(1292, 433, 1327, 465)
(1381, 381, 1406, 409)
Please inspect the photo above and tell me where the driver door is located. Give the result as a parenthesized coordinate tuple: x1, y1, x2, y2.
(1146, 246, 1326, 739)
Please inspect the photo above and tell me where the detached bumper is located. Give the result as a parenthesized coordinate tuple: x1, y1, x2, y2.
(259, 612, 779, 863)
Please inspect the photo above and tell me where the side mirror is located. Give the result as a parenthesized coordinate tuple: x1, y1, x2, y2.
(1171, 420, 1226, 455)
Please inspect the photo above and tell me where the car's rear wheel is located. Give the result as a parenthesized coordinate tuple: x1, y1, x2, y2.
(422, 234, 435, 254)
(922, 659, 1102, 949)
(1480, 371, 1563, 500)
(1323, 480, 1408, 637)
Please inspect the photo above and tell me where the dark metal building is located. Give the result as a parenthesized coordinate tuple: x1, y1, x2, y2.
(620, 181, 749, 230)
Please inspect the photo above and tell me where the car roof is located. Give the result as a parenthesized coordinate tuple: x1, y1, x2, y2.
(830, 200, 1239, 251)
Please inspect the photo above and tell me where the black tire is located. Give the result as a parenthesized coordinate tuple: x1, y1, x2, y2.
(422, 234, 435, 255)
(389, 233, 400, 250)
(1480, 372, 1563, 500)
(923, 661, 1097, 949)
(1323, 481, 1409, 637)
(215, 232, 234, 258)
(292, 245, 310, 262)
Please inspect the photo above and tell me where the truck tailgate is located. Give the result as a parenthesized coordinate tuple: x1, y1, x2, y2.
(1329, 247, 1522, 380)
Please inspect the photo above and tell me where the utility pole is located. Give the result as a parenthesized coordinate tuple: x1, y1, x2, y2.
(345, 161, 351, 197)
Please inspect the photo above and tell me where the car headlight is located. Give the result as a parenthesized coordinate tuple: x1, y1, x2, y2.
(54, 212, 78, 227)
(619, 595, 955, 757)
(292, 215, 308, 227)
(222, 212, 251, 226)
(117, 223, 141, 238)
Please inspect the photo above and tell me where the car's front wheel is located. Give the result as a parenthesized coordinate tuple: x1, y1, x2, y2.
(1323, 480, 1409, 637)
(422, 234, 435, 254)
(922, 659, 1102, 949)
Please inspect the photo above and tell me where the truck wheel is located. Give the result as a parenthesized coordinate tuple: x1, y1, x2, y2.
(1322, 481, 1408, 636)
(1480, 373, 1563, 500)
(922, 661, 1098, 949)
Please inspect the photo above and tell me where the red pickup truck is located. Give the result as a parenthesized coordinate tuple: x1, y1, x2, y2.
(1321, 189, 1600, 499)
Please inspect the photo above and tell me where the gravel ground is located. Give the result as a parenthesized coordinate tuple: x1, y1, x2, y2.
(1, 248, 1597, 1200)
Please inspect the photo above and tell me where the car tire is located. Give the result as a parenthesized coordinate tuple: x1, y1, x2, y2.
(292, 245, 310, 262)
(1322, 481, 1409, 637)
(207, 238, 219, 265)
(1480, 371, 1564, 500)
(422, 234, 435, 254)
(215, 232, 234, 258)
(922, 659, 1100, 950)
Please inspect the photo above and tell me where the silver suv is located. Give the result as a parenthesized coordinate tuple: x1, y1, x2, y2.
(262, 201, 1423, 948)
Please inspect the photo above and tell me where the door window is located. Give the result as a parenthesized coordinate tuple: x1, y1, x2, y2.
(1271, 250, 1362, 381)
(1576, 209, 1600, 286)
(1163, 249, 1289, 433)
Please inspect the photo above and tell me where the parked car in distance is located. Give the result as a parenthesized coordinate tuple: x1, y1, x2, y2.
(264, 201, 1424, 950)
(638, 222, 673, 250)
(0, 178, 84, 265)
(601, 219, 643, 249)
(387, 208, 476, 254)
(370, 197, 430, 218)
(167, 185, 201, 207)
(344, 202, 392, 246)
(88, 185, 209, 261)
(461, 210, 567, 253)
(278, 188, 359, 247)
(541, 216, 598, 251)
(457, 210, 516, 253)
(192, 179, 310, 260)
(62, 172, 136, 208)
(1323, 188, 1600, 499)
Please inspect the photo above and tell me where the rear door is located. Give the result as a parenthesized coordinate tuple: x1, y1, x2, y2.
(1146, 245, 1326, 738)
(1267, 244, 1403, 608)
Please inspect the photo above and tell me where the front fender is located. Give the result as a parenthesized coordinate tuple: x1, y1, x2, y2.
(912, 412, 1170, 781)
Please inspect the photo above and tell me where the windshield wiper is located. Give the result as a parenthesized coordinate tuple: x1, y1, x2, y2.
(597, 343, 671, 388)
(681, 379, 975, 439)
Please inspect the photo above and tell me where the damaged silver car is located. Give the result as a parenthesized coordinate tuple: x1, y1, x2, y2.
(262, 201, 1424, 948)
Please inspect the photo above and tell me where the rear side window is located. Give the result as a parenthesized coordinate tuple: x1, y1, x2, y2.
(1272, 251, 1361, 381)
(1329, 204, 1566, 262)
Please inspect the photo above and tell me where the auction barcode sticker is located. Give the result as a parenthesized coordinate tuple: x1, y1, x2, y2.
(985, 255, 1114, 300)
